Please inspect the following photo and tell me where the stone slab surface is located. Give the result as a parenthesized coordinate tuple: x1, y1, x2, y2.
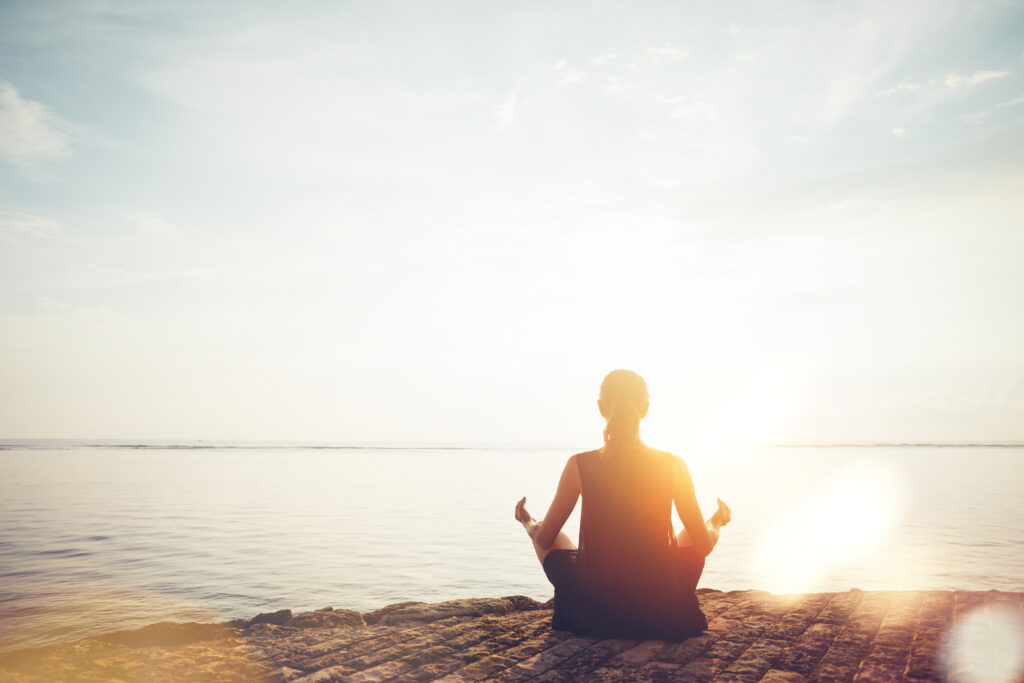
(1, 590, 1021, 682)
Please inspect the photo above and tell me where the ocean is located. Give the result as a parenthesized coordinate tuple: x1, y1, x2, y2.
(1, 441, 1021, 653)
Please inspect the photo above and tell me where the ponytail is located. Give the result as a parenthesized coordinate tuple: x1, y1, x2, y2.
(599, 369, 648, 459)
(603, 401, 641, 448)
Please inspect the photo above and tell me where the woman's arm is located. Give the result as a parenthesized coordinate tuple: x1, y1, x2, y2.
(672, 456, 717, 557)
(517, 455, 581, 550)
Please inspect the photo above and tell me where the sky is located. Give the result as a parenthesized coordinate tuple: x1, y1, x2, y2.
(1, 0, 1022, 445)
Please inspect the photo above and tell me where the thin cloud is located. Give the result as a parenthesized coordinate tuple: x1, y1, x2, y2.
(958, 92, 1023, 126)
(876, 81, 925, 97)
(644, 43, 689, 60)
(945, 70, 1010, 88)
(604, 75, 634, 99)
(0, 82, 71, 166)
(732, 51, 762, 63)
(553, 60, 585, 86)
(652, 93, 718, 123)
(118, 211, 177, 236)
(590, 53, 619, 66)
(877, 70, 1009, 98)
(493, 87, 518, 131)
(0, 210, 63, 244)
(670, 100, 719, 123)
(961, 111, 990, 125)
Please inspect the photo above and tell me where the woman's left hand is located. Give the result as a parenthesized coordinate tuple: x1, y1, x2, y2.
(710, 498, 731, 528)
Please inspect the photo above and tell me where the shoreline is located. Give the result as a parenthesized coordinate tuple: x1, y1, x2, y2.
(2, 588, 1022, 682)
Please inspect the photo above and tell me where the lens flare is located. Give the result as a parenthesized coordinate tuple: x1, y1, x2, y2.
(941, 603, 1024, 683)
(756, 459, 903, 594)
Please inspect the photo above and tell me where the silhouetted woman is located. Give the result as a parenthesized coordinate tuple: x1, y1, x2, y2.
(515, 369, 730, 640)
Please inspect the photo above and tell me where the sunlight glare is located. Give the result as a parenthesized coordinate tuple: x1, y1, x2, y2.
(941, 603, 1024, 683)
(757, 459, 904, 594)
(688, 364, 803, 465)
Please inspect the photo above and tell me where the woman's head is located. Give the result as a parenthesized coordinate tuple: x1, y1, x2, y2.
(598, 369, 649, 448)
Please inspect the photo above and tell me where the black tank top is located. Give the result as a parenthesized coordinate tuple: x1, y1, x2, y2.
(567, 447, 707, 639)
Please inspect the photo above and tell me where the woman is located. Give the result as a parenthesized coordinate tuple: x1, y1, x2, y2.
(514, 369, 730, 640)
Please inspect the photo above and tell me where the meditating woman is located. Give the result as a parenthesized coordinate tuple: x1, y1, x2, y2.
(514, 369, 730, 640)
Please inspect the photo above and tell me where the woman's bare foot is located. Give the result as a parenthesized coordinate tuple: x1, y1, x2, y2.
(710, 498, 731, 527)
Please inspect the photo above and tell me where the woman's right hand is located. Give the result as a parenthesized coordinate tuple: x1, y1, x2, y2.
(514, 497, 535, 525)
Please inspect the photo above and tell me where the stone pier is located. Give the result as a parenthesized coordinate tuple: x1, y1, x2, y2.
(1, 589, 1021, 682)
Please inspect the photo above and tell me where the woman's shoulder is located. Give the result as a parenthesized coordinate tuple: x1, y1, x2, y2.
(569, 449, 602, 465)
(643, 447, 692, 475)
(643, 445, 682, 461)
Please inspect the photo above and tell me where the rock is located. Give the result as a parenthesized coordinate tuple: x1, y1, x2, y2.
(361, 600, 424, 624)
(263, 666, 307, 681)
(363, 597, 519, 625)
(3, 590, 1019, 682)
(501, 594, 550, 612)
(97, 621, 233, 648)
(290, 608, 365, 628)
(246, 623, 291, 637)
(249, 609, 294, 627)
(760, 669, 808, 682)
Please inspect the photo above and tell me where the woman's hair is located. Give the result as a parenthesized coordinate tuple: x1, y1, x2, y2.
(599, 369, 649, 456)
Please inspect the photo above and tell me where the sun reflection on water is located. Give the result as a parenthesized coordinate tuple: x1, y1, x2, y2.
(756, 459, 905, 594)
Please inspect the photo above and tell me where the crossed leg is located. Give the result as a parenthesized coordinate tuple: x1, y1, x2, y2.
(527, 527, 576, 565)
(516, 497, 576, 565)
(675, 498, 731, 551)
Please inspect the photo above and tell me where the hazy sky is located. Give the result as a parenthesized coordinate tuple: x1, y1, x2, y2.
(1, 1, 1022, 445)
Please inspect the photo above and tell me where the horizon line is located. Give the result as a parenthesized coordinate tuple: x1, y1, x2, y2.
(2, 438, 1024, 450)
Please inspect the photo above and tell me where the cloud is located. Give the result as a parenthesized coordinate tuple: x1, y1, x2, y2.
(877, 70, 1009, 99)
(118, 211, 177, 236)
(997, 94, 1024, 108)
(961, 111, 990, 125)
(0, 82, 71, 166)
(891, 127, 907, 138)
(636, 128, 660, 143)
(643, 43, 689, 60)
(876, 81, 925, 97)
(604, 75, 636, 99)
(652, 93, 718, 123)
(590, 53, 619, 66)
(670, 100, 719, 123)
(945, 70, 1010, 88)
(493, 87, 518, 131)
(732, 51, 762, 63)
(0, 210, 63, 244)
(553, 60, 585, 86)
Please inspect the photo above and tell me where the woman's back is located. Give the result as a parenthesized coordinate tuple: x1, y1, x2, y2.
(577, 447, 675, 569)
(570, 447, 707, 639)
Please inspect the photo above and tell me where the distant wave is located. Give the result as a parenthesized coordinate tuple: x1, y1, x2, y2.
(0, 442, 571, 452)
(773, 442, 1024, 448)
(90, 444, 222, 450)
(87, 444, 519, 451)
(2, 441, 1022, 452)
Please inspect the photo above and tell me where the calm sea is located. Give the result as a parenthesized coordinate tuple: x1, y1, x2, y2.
(1, 441, 1022, 652)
